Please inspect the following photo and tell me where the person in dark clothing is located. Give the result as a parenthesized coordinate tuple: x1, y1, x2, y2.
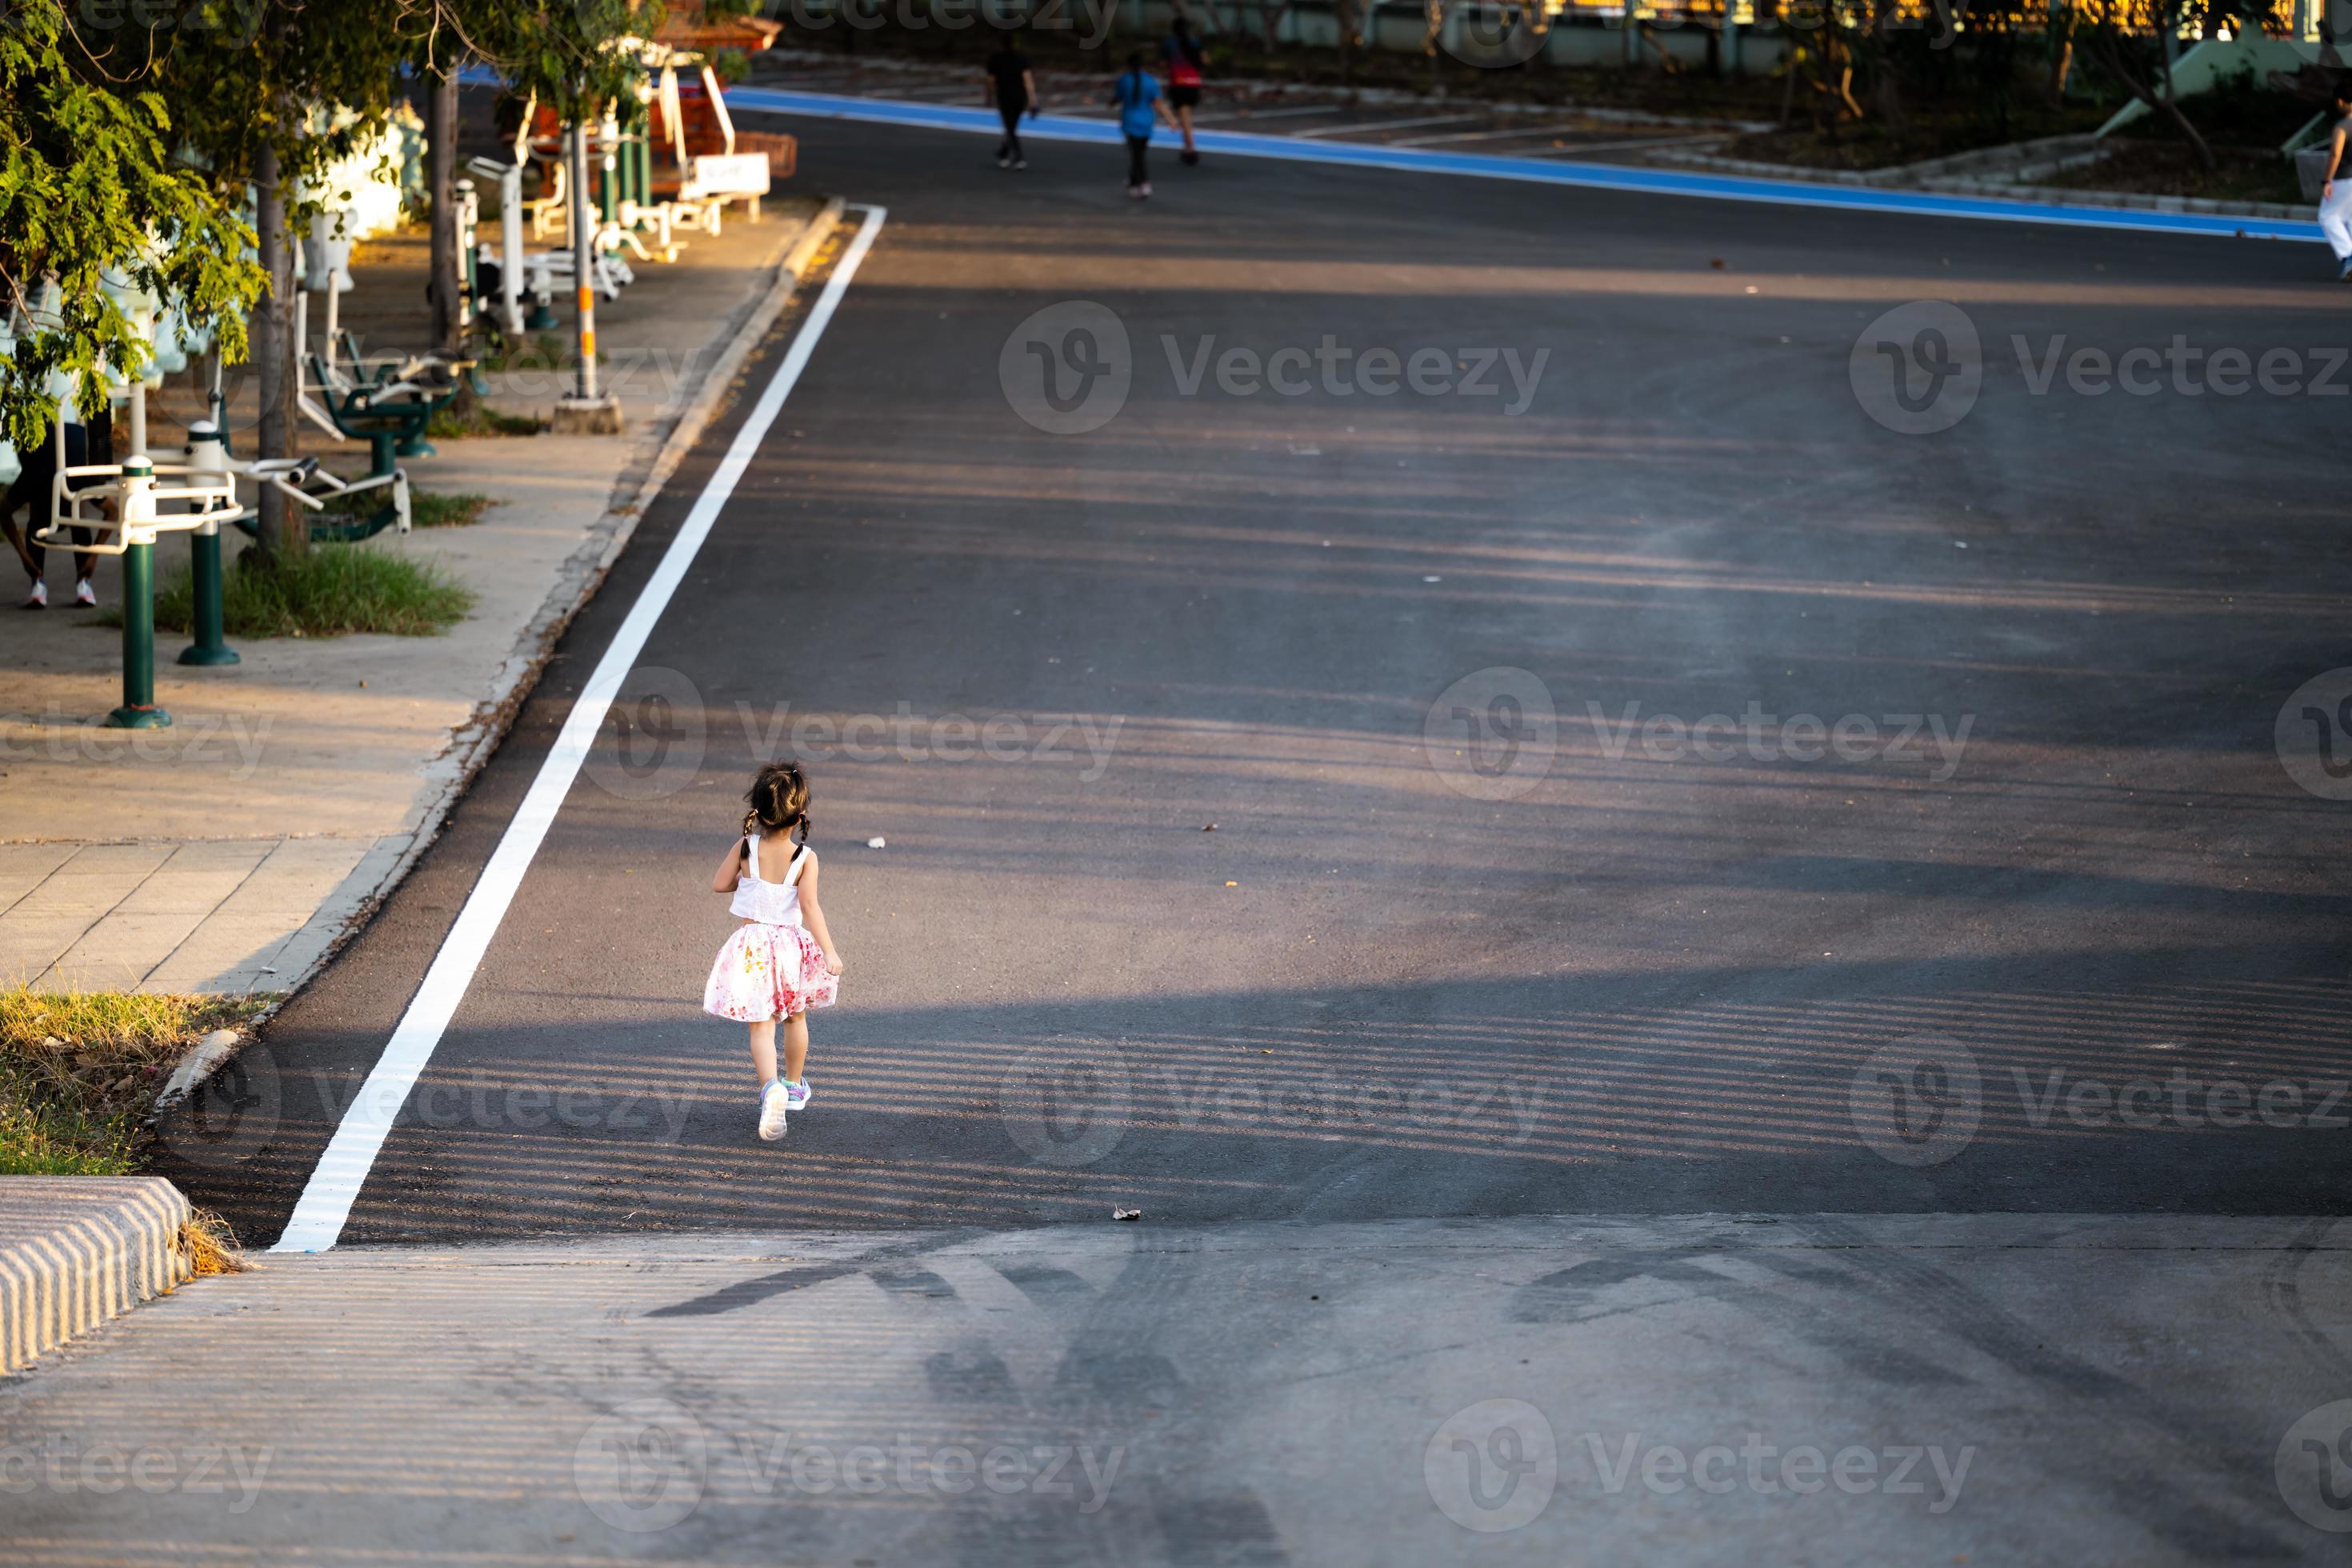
(984, 39, 1038, 169)
(0, 412, 106, 610)
(1163, 17, 1206, 166)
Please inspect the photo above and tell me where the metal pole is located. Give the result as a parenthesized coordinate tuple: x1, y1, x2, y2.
(500, 164, 525, 336)
(456, 177, 478, 336)
(107, 457, 170, 729)
(570, 121, 599, 402)
(180, 498, 238, 667)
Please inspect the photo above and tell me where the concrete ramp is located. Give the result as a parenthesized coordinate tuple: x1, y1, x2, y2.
(2, 1214, 2346, 1563)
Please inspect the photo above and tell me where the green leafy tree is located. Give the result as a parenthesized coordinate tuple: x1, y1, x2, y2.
(0, 2, 264, 454)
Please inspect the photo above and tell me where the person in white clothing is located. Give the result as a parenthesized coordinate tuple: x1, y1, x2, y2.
(704, 761, 846, 1141)
(2319, 82, 2352, 282)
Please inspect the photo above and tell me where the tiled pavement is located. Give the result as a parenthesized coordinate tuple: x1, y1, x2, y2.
(0, 838, 374, 994)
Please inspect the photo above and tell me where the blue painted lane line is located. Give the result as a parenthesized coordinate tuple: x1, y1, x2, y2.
(728, 86, 2323, 246)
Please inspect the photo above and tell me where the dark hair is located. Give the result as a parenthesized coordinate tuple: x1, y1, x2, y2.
(1126, 50, 1146, 70)
(1171, 15, 1191, 35)
(743, 760, 813, 848)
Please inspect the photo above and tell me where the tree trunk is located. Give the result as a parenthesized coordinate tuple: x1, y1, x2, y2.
(1874, 62, 1906, 130)
(2087, 31, 2216, 171)
(428, 70, 463, 361)
(252, 138, 304, 565)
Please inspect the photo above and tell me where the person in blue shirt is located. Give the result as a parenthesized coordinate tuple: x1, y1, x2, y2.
(1110, 53, 1178, 199)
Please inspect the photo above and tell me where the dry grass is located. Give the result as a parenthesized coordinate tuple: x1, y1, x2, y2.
(179, 1210, 249, 1275)
(0, 987, 278, 1175)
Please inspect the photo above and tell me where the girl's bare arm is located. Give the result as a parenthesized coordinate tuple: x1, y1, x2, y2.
(799, 856, 846, 974)
(711, 839, 746, 894)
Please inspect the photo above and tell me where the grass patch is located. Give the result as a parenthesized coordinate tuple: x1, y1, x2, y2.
(426, 402, 546, 440)
(317, 487, 493, 530)
(1724, 102, 2110, 173)
(2038, 142, 2304, 206)
(0, 988, 274, 1176)
(133, 542, 477, 638)
(476, 332, 602, 372)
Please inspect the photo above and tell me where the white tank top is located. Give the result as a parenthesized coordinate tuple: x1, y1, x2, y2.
(730, 835, 810, 926)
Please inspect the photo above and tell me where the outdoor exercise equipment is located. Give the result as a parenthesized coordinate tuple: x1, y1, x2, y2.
(295, 211, 356, 442)
(466, 153, 535, 338)
(35, 384, 239, 727)
(190, 338, 414, 551)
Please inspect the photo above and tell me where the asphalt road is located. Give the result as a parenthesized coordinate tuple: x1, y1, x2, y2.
(158, 114, 2352, 1247)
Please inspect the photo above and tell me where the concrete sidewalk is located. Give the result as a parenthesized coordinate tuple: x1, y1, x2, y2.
(0, 194, 839, 998)
(1, 1213, 2346, 1562)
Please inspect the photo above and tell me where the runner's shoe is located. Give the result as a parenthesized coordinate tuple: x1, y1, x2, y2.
(758, 1079, 790, 1142)
(73, 579, 96, 607)
(20, 581, 45, 610)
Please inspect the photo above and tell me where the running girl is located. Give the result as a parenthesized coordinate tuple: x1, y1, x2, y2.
(704, 761, 843, 1141)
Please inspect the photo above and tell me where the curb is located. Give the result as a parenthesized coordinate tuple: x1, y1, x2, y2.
(0, 1177, 193, 1374)
(245, 198, 850, 1014)
(1655, 147, 2315, 225)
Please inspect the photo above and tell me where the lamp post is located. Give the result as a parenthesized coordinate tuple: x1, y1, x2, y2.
(552, 106, 623, 434)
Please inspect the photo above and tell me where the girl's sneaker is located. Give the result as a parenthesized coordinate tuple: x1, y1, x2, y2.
(73, 579, 96, 607)
(785, 1078, 813, 1111)
(20, 581, 46, 610)
(757, 1079, 790, 1142)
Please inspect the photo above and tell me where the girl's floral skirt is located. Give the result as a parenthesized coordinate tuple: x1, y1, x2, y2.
(703, 921, 838, 1022)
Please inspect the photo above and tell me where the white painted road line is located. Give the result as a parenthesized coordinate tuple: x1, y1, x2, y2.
(1291, 113, 1483, 140)
(1194, 104, 1344, 123)
(1560, 132, 1749, 156)
(269, 206, 891, 1254)
(1387, 122, 1591, 147)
